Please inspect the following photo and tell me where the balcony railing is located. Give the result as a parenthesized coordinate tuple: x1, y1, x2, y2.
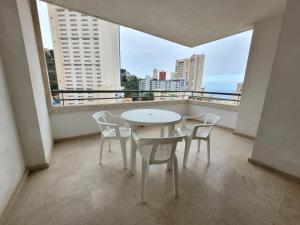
(50, 90, 241, 106)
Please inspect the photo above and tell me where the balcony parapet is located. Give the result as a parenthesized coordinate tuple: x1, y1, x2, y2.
(50, 99, 238, 114)
(188, 99, 238, 112)
(50, 99, 188, 114)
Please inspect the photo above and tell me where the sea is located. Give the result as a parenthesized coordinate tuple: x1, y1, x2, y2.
(202, 72, 245, 93)
(201, 72, 245, 100)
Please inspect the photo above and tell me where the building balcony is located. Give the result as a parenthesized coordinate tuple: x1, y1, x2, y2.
(1, 0, 300, 224)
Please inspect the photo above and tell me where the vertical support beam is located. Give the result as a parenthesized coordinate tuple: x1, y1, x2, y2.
(251, 0, 300, 178)
(235, 15, 283, 137)
(29, 0, 53, 110)
(0, 0, 53, 169)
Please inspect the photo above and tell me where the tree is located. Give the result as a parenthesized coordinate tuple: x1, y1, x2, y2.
(44, 49, 58, 90)
(120, 69, 140, 101)
(142, 92, 154, 101)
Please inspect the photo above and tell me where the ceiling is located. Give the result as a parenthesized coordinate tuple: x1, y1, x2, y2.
(43, 0, 287, 47)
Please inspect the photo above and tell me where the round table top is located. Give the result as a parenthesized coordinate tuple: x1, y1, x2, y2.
(121, 109, 182, 126)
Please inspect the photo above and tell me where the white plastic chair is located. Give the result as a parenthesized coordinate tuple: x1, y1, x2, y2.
(132, 132, 184, 202)
(176, 113, 220, 167)
(92, 111, 131, 169)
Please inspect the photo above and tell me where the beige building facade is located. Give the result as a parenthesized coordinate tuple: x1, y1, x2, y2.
(175, 54, 205, 91)
(48, 4, 121, 105)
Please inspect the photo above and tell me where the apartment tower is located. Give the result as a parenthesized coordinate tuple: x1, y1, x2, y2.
(152, 68, 158, 80)
(175, 54, 205, 91)
(48, 4, 121, 105)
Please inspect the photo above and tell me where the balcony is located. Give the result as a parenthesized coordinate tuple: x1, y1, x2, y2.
(1, 0, 300, 224)
(4, 120, 300, 225)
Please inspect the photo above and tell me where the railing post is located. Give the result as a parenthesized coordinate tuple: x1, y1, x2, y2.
(61, 92, 65, 106)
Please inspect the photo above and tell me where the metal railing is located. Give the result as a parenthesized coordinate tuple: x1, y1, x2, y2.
(51, 89, 241, 106)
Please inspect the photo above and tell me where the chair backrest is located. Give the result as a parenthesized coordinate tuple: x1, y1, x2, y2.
(134, 134, 184, 164)
(200, 113, 220, 125)
(92, 111, 114, 132)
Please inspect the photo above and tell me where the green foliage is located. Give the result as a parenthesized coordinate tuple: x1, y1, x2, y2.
(44, 49, 58, 90)
(120, 69, 140, 101)
(142, 92, 154, 101)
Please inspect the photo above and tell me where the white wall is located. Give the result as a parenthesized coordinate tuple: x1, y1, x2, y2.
(188, 102, 237, 129)
(51, 102, 188, 139)
(0, 55, 25, 217)
(235, 15, 283, 137)
(0, 0, 52, 167)
(50, 101, 237, 140)
(252, 0, 300, 178)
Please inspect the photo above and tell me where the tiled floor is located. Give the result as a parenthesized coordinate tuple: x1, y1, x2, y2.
(4, 125, 300, 225)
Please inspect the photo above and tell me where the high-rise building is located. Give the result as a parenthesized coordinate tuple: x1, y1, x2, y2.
(175, 54, 205, 91)
(152, 68, 158, 80)
(48, 5, 121, 105)
(175, 59, 188, 80)
(170, 72, 176, 80)
(159, 70, 166, 80)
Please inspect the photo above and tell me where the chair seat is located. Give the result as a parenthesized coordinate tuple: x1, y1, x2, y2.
(102, 127, 131, 138)
(176, 126, 210, 139)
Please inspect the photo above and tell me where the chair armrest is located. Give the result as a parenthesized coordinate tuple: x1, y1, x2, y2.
(132, 132, 140, 142)
(96, 121, 118, 128)
(132, 132, 142, 148)
(181, 114, 204, 127)
(192, 124, 214, 137)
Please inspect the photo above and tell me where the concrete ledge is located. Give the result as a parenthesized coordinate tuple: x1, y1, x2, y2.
(233, 131, 255, 139)
(50, 99, 188, 114)
(0, 170, 29, 224)
(188, 99, 238, 111)
(248, 158, 300, 184)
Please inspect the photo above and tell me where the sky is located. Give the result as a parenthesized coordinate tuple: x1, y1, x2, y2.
(37, 1, 253, 92)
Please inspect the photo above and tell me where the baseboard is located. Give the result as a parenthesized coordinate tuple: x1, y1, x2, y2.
(27, 163, 49, 172)
(233, 131, 255, 139)
(0, 169, 29, 224)
(248, 158, 300, 184)
(54, 132, 100, 143)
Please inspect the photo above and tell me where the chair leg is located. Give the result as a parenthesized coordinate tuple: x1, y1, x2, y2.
(120, 138, 127, 169)
(207, 137, 210, 164)
(197, 139, 201, 152)
(130, 127, 137, 175)
(108, 139, 112, 152)
(173, 156, 179, 197)
(183, 137, 192, 168)
(99, 137, 105, 164)
(141, 159, 149, 203)
(167, 160, 173, 170)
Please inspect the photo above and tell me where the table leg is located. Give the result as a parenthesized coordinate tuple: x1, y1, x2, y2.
(160, 126, 165, 137)
(129, 124, 137, 175)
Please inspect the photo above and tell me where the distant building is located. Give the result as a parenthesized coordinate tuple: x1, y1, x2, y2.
(48, 5, 121, 105)
(170, 72, 176, 80)
(153, 68, 158, 80)
(236, 83, 243, 93)
(175, 54, 205, 91)
(139, 75, 187, 91)
(159, 70, 166, 80)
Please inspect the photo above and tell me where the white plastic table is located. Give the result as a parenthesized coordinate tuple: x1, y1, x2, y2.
(121, 109, 182, 174)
